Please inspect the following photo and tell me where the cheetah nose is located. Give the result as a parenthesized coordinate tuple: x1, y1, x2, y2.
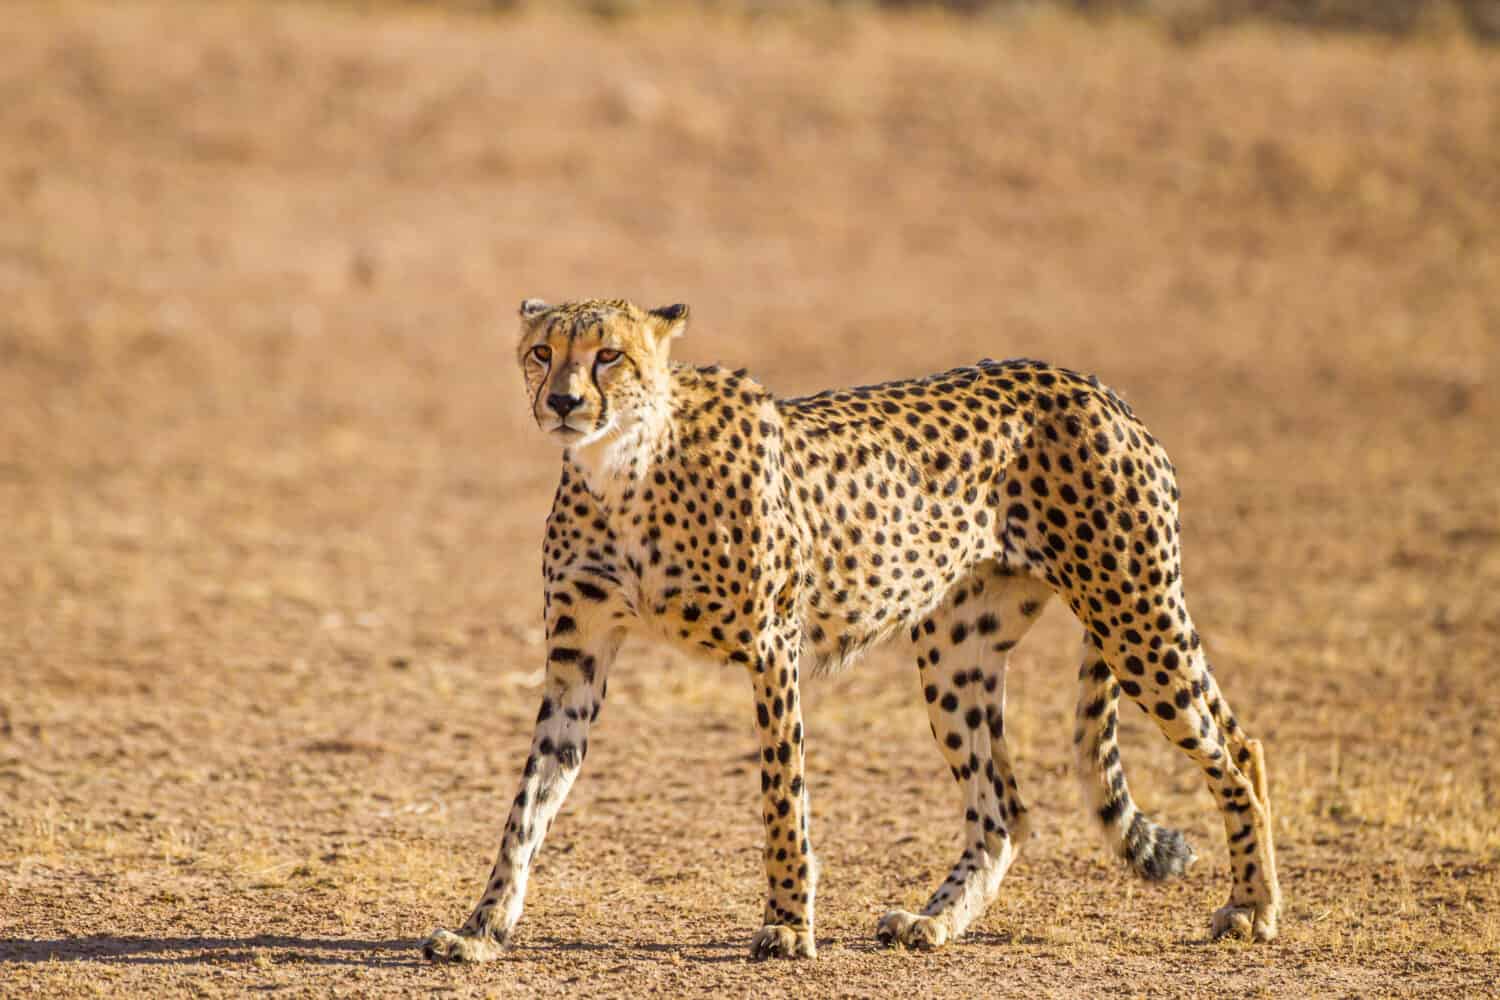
(547, 393, 583, 417)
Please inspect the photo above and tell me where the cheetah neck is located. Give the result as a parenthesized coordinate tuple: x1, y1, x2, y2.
(564, 395, 675, 511)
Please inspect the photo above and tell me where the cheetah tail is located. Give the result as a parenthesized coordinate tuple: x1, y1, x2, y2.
(1074, 653, 1197, 881)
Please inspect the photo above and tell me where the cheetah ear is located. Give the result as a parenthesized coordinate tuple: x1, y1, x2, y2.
(519, 298, 550, 321)
(646, 303, 689, 346)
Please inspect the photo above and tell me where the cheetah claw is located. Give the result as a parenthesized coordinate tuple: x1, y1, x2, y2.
(749, 923, 816, 960)
(1211, 903, 1278, 943)
(876, 910, 949, 950)
(422, 927, 506, 963)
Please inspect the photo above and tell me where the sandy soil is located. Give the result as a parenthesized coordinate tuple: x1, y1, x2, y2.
(2, 2, 1498, 996)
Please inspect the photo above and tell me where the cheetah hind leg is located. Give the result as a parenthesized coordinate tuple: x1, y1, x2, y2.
(877, 572, 1047, 950)
(1210, 738, 1281, 942)
(1100, 630, 1282, 945)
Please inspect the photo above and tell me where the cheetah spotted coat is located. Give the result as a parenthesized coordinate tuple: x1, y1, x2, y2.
(421, 299, 1282, 963)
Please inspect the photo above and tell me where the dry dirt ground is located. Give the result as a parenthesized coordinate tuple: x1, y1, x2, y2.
(2, 2, 1499, 997)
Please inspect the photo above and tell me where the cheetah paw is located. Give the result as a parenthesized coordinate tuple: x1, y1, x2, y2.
(422, 927, 506, 963)
(749, 923, 816, 960)
(876, 910, 949, 950)
(1211, 903, 1278, 943)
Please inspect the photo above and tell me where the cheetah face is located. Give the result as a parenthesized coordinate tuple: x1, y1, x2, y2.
(516, 298, 688, 448)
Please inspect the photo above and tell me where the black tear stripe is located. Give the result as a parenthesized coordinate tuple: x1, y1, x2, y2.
(531, 366, 550, 418)
(589, 361, 608, 431)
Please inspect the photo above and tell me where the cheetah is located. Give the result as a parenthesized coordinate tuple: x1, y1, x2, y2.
(421, 297, 1282, 963)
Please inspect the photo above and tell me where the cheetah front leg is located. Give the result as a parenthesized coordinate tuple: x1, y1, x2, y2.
(746, 623, 818, 960)
(422, 621, 623, 963)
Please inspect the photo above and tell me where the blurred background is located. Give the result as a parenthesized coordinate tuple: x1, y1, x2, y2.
(2, 1, 1497, 995)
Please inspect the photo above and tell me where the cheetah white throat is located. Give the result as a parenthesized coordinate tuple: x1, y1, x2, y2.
(421, 298, 1283, 963)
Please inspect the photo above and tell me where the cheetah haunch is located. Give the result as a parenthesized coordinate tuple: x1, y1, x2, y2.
(422, 298, 1282, 963)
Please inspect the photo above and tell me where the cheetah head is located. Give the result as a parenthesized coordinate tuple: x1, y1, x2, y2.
(516, 297, 688, 448)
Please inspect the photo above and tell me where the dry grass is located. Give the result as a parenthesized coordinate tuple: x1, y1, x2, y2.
(1, 1, 1497, 996)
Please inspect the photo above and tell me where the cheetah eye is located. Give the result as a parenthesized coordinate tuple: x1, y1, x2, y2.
(595, 348, 623, 366)
(528, 344, 552, 365)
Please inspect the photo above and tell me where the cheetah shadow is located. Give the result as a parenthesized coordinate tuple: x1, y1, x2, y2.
(0, 934, 749, 968)
(514, 937, 747, 964)
(0, 935, 421, 969)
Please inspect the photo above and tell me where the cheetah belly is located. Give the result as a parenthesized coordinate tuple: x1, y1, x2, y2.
(794, 495, 1013, 674)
